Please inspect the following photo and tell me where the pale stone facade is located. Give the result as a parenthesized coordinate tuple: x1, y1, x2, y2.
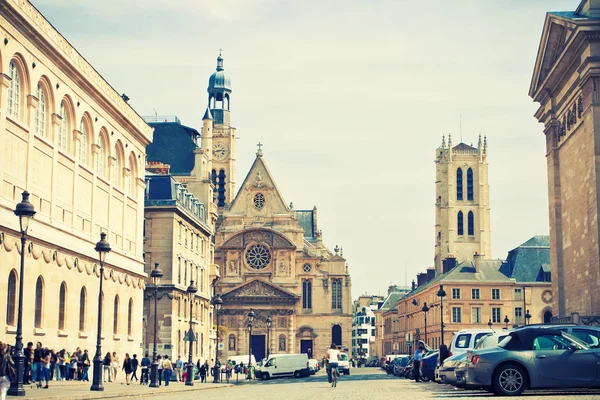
(142, 173, 215, 362)
(351, 295, 383, 359)
(529, 0, 600, 320)
(0, 0, 151, 356)
(434, 136, 491, 274)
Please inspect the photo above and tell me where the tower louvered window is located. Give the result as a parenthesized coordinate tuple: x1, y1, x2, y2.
(467, 168, 474, 201)
(456, 168, 463, 200)
(457, 211, 464, 236)
(217, 170, 226, 207)
(468, 211, 474, 236)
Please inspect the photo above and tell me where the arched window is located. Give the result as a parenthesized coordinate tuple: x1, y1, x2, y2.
(456, 168, 463, 201)
(97, 134, 105, 177)
(332, 325, 342, 347)
(6, 270, 17, 326)
(467, 211, 474, 236)
(58, 101, 70, 152)
(279, 334, 286, 351)
(467, 168, 474, 201)
(34, 276, 44, 328)
(58, 282, 67, 330)
(128, 298, 133, 336)
(302, 279, 312, 309)
(112, 146, 122, 187)
(331, 279, 342, 309)
(113, 295, 119, 335)
(34, 83, 47, 137)
(457, 211, 464, 236)
(78, 119, 88, 165)
(7, 61, 21, 120)
(79, 287, 86, 332)
(228, 334, 236, 350)
(127, 154, 136, 196)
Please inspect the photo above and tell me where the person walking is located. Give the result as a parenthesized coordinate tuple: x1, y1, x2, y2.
(81, 350, 90, 381)
(68, 351, 78, 381)
(41, 348, 51, 389)
(57, 350, 66, 381)
(140, 354, 150, 385)
(111, 352, 119, 383)
(122, 353, 132, 385)
(175, 355, 183, 382)
(23, 342, 33, 385)
(157, 355, 163, 386)
(0, 341, 15, 400)
(199, 362, 206, 383)
(161, 355, 173, 386)
(33, 342, 44, 388)
(102, 353, 112, 383)
(413, 345, 424, 382)
(131, 354, 139, 382)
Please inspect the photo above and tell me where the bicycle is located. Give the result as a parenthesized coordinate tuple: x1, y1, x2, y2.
(330, 364, 339, 388)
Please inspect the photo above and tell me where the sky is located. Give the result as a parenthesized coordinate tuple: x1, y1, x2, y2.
(32, 0, 577, 300)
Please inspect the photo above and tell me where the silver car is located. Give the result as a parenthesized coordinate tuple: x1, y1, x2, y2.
(450, 331, 508, 386)
(464, 326, 600, 396)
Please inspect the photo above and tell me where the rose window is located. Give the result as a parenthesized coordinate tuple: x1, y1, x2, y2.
(254, 193, 265, 209)
(303, 263, 312, 273)
(245, 244, 271, 270)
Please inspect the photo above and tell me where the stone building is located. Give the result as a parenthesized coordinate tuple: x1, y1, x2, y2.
(0, 1, 151, 355)
(145, 54, 352, 362)
(351, 295, 383, 359)
(434, 135, 491, 274)
(373, 288, 408, 358)
(396, 237, 553, 352)
(529, 0, 600, 322)
(142, 172, 215, 362)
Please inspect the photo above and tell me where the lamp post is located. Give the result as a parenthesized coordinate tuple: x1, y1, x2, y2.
(266, 316, 272, 359)
(185, 280, 198, 386)
(437, 285, 446, 345)
(525, 310, 532, 325)
(247, 308, 255, 380)
(212, 294, 223, 383)
(8, 192, 36, 397)
(90, 232, 111, 392)
(421, 302, 430, 345)
(149, 263, 163, 388)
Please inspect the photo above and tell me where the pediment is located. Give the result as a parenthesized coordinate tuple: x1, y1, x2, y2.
(221, 278, 299, 305)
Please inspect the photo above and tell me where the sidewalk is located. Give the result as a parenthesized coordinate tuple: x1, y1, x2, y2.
(16, 379, 231, 400)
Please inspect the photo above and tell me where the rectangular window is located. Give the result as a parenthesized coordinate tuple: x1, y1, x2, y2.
(471, 288, 480, 300)
(471, 307, 481, 323)
(544, 271, 551, 282)
(452, 288, 461, 300)
(452, 307, 462, 323)
(332, 279, 342, 309)
(178, 257, 182, 284)
(514, 307, 523, 324)
(302, 279, 312, 309)
(492, 307, 501, 323)
(492, 288, 500, 300)
(514, 288, 522, 301)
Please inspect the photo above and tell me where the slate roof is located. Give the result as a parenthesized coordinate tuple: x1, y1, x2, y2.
(452, 142, 478, 151)
(146, 122, 200, 175)
(379, 292, 405, 312)
(296, 210, 315, 239)
(498, 235, 550, 283)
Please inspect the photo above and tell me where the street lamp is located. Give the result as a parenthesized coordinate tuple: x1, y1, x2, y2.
(90, 232, 111, 392)
(525, 310, 532, 325)
(266, 316, 272, 359)
(8, 192, 36, 397)
(212, 294, 223, 383)
(149, 263, 163, 388)
(504, 315, 510, 330)
(185, 280, 198, 386)
(421, 302, 430, 345)
(437, 285, 446, 345)
(247, 308, 255, 380)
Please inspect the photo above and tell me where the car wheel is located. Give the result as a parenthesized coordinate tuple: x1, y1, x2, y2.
(294, 371, 301, 378)
(262, 373, 270, 381)
(346, 370, 350, 376)
(493, 364, 526, 396)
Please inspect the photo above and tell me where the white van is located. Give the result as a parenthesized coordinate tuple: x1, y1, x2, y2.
(449, 329, 494, 357)
(223, 355, 257, 372)
(256, 353, 310, 380)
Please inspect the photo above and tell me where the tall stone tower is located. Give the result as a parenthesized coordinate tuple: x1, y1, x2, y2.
(434, 135, 491, 274)
(207, 52, 237, 209)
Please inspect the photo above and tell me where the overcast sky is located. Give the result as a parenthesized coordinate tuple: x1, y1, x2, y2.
(32, 0, 576, 299)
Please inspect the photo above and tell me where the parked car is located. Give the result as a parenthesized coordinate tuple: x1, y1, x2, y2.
(308, 358, 319, 375)
(256, 354, 310, 380)
(449, 329, 494, 357)
(393, 356, 410, 377)
(464, 326, 600, 395)
(338, 353, 351, 375)
(437, 353, 467, 385)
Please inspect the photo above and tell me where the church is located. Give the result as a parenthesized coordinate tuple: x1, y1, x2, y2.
(146, 54, 352, 362)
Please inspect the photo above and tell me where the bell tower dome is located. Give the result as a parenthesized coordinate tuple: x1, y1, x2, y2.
(208, 52, 232, 126)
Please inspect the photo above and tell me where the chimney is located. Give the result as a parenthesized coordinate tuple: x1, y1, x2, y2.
(411, 280, 416, 291)
(442, 256, 457, 274)
(473, 252, 481, 273)
(426, 267, 436, 282)
(417, 272, 428, 287)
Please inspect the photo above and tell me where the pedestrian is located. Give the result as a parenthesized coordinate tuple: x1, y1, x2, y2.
(57, 350, 66, 381)
(199, 362, 206, 383)
(23, 342, 33, 385)
(225, 362, 231, 383)
(81, 349, 90, 381)
(111, 352, 119, 383)
(0, 341, 15, 400)
(161, 355, 173, 386)
(68, 350, 78, 381)
(175, 355, 183, 382)
(131, 354, 139, 382)
(33, 342, 44, 388)
(123, 353, 132, 385)
(49, 349, 56, 381)
(102, 352, 112, 383)
(140, 354, 151, 385)
(439, 343, 449, 365)
(413, 345, 424, 382)
(157, 355, 163, 386)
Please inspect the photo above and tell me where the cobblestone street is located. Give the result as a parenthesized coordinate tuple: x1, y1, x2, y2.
(139, 369, 600, 400)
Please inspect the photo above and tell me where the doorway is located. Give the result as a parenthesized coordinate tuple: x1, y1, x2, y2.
(300, 339, 313, 358)
(251, 335, 266, 362)
(332, 325, 342, 347)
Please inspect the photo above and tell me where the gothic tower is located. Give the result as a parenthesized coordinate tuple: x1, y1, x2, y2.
(207, 52, 237, 209)
(434, 135, 491, 274)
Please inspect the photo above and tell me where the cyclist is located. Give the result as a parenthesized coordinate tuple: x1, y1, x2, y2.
(325, 343, 341, 384)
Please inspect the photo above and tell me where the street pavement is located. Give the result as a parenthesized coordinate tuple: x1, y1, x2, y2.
(16, 368, 600, 400)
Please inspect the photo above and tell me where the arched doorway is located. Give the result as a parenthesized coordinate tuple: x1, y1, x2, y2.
(332, 324, 342, 347)
(543, 310, 553, 323)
